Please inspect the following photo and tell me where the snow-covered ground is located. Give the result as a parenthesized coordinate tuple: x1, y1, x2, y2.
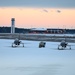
(0, 39, 75, 75)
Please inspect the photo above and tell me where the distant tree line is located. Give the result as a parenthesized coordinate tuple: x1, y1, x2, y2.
(0, 27, 30, 33)
(0, 26, 75, 34)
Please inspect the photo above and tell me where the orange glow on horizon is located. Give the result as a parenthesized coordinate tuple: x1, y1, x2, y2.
(0, 7, 75, 28)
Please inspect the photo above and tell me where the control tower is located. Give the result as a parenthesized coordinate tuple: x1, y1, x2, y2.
(11, 18, 15, 33)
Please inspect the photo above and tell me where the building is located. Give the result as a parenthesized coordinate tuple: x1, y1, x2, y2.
(29, 28, 65, 34)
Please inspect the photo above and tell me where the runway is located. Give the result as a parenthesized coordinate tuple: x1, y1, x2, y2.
(0, 39, 75, 75)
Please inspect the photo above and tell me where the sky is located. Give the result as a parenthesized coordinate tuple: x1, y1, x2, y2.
(0, 0, 75, 28)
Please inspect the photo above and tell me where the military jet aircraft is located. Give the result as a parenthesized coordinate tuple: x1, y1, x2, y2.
(39, 41, 46, 48)
(58, 40, 71, 50)
(12, 38, 24, 47)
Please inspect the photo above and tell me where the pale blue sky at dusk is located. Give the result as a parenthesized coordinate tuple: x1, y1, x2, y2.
(0, 0, 75, 8)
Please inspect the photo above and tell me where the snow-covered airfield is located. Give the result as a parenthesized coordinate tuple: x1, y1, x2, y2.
(0, 34, 75, 75)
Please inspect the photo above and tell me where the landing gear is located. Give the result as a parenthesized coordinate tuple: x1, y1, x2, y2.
(58, 45, 71, 50)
